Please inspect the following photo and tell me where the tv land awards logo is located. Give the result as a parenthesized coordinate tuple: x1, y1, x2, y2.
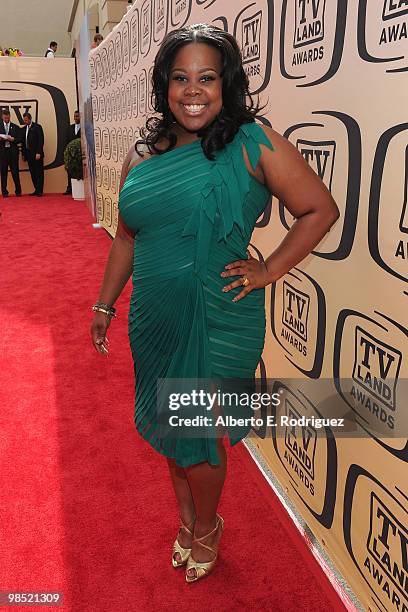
(122, 21, 130, 73)
(115, 33, 123, 78)
(121, 83, 127, 118)
(102, 128, 110, 160)
(106, 93, 112, 121)
(280, 111, 361, 260)
(96, 193, 103, 220)
(293, 0, 325, 49)
(1, 81, 71, 171)
(196, 0, 218, 8)
(130, 10, 140, 66)
(96, 54, 104, 89)
(117, 128, 124, 162)
(94, 127, 101, 158)
(241, 9, 262, 64)
(139, 70, 147, 115)
(115, 88, 121, 121)
(91, 94, 98, 121)
(148, 65, 154, 112)
(280, 0, 346, 86)
(344, 465, 408, 612)
(0, 99, 38, 125)
(383, 0, 408, 20)
(171, 0, 192, 28)
(89, 58, 96, 90)
(99, 95, 106, 122)
(297, 137, 336, 189)
(111, 129, 118, 162)
(270, 268, 326, 378)
(108, 41, 116, 83)
(154, 0, 168, 43)
(141, 0, 152, 56)
(102, 165, 109, 190)
(271, 383, 337, 528)
(358, 0, 408, 72)
(104, 195, 113, 227)
(110, 167, 116, 194)
(352, 327, 401, 414)
(284, 400, 317, 486)
(101, 48, 110, 87)
(131, 76, 138, 118)
(368, 124, 408, 283)
(111, 90, 117, 121)
(126, 80, 132, 118)
(96, 163, 101, 188)
(334, 309, 408, 461)
(233, 0, 273, 93)
(282, 281, 310, 349)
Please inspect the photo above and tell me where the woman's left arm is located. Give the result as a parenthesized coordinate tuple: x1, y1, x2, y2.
(221, 125, 340, 301)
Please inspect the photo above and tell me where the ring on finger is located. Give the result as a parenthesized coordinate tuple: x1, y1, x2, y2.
(242, 276, 250, 287)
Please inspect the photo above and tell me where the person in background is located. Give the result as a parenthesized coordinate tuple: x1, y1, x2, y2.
(63, 110, 81, 195)
(91, 34, 103, 48)
(45, 42, 57, 58)
(21, 112, 44, 197)
(0, 109, 22, 197)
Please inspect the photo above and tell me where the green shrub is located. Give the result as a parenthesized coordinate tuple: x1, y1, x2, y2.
(64, 138, 83, 180)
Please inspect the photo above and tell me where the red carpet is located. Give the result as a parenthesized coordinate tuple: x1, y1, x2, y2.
(0, 195, 346, 611)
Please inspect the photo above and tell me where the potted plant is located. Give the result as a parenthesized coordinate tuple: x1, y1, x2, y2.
(64, 137, 84, 200)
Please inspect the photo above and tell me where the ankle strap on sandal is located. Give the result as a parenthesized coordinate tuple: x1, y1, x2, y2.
(193, 516, 222, 553)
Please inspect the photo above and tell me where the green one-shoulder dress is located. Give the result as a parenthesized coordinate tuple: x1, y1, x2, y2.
(118, 121, 273, 467)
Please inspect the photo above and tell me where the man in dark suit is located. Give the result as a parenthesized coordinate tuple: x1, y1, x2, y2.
(22, 112, 44, 197)
(63, 110, 81, 195)
(0, 108, 22, 197)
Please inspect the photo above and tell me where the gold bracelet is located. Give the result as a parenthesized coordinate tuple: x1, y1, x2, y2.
(92, 305, 117, 317)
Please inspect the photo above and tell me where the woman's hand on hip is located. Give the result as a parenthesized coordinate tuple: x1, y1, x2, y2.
(90, 312, 111, 356)
(220, 252, 271, 302)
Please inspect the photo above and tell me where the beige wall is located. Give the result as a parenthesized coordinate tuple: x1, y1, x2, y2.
(69, 0, 129, 47)
(0, 0, 72, 57)
(0, 0, 130, 58)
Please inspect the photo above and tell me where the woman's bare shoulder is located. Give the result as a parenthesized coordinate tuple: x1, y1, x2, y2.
(258, 123, 288, 150)
(119, 143, 153, 191)
(123, 135, 173, 177)
(127, 142, 153, 171)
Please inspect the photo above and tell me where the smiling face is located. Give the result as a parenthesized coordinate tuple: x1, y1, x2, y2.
(167, 42, 223, 137)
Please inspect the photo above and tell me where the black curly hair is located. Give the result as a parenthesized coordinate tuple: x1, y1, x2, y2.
(135, 23, 262, 160)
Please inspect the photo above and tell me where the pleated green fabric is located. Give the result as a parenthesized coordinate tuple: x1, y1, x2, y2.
(119, 121, 273, 467)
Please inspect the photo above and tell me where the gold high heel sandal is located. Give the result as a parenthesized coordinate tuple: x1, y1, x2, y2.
(172, 519, 194, 568)
(185, 515, 224, 583)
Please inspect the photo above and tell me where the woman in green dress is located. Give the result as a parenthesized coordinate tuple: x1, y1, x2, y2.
(91, 24, 339, 583)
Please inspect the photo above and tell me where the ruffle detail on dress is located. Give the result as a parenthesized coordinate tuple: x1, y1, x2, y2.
(181, 121, 274, 284)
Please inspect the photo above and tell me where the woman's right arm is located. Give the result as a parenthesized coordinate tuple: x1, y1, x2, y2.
(91, 147, 144, 354)
(95, 213, 135, 308)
